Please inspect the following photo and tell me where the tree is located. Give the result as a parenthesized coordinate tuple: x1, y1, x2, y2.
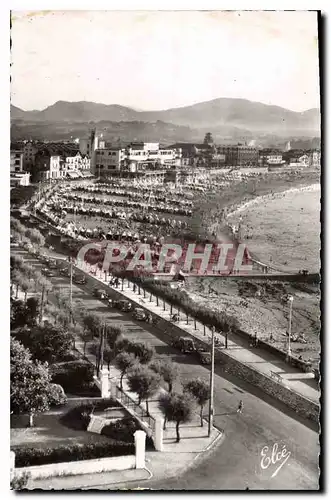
(10, 255, 24, 271)
(11, 338, 53, 427)
(26, 228, 45, 247)
(103, 347, 113, 370)
(14, 323, 74, 363)
(184, 379, 209, 426)
(127, 365, 161, 415)
(203, 132, 213, 145)
(89, 340, 102, 373)
(25, 297, 39, 326)
(83, 313, 102, 339)
(81, 329, 92, 356)
(115, 352, 136, 389)
(11, 269, 24, 299)
(128, 342, 155, 364)
(150, 359, 179, 393)
(115, 336, 132, 354)
(158, 392, 195, 442)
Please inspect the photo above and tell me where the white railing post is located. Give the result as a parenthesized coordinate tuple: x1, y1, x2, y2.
(134, 430, 146, 469)
(154, 417, 164, 451)
(100, 368, 110, 398)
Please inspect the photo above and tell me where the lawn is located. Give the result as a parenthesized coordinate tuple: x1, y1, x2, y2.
(11, 407, 115, 450)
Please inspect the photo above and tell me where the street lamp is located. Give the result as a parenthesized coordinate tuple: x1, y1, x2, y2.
(208, 327, 215, 437)
(287, 295, 294, 357)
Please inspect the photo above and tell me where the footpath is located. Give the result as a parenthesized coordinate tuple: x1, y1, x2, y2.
(81, 267, 320, 405)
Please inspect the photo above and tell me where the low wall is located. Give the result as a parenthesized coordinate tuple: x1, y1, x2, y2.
(16, 455, 135, 480)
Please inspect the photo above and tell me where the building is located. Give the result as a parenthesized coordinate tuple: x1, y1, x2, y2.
(10, 172, 31, 187)
(35, 152, 63, 181)
(210, 153, 226, 167)
(165, 167, 209, 185)
(287, 152, 310, 167)
(259, 149, 284, 166)
(79, 133, 98, 158)
(217, 144, 259, 166)
(169, 143, 215, 166)
(33, 142, 92, 181)
(22, 141, 39, 171)
(10, 150, 24, 173)
(62, 152, 91, 175)
(94, 147, 127, 174)
(92, 141, 181, 175)
(309, 150, 321, 168)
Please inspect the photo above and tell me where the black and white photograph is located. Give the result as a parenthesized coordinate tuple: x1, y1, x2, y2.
(9, 8, 321, 491)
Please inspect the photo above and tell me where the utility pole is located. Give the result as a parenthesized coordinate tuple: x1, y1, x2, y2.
(99, 323, 105, 373)
(69, 257, 73, 323)
(287, 295, 293, 357)
(208, 327, 215, 437)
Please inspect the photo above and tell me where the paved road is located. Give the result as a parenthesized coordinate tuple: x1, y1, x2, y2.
(13, 248, 320, 490)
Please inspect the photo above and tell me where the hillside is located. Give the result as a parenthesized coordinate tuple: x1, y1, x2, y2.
(11, 97, 320, 136)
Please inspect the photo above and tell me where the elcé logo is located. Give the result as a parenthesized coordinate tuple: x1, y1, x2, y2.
(260, 443, 291, 478)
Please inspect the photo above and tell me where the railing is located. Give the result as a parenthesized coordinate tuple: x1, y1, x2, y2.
(115, 385, 156, 434)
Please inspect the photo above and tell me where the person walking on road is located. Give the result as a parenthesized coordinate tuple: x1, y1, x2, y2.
(237, 400, 244, 414)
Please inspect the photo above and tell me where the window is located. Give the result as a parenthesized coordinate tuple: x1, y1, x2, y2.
(15, 159, 20, 165)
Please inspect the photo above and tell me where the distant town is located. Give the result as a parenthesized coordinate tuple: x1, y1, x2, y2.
(11, 131, 321, 187)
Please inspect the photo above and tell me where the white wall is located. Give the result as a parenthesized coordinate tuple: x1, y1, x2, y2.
(17, 455, 136, 480)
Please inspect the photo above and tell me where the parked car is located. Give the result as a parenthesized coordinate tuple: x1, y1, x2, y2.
(59, 267, 70, 276)
(132, 308, 147, 321)
(196, 349, 212, 365)
(172, 336, 196, 353)
(93, 288, 108, 300)
(39, 255, 50, 265)
(172, 336, 211, 365)
(73, 274, 86, 285)
(41, 267, 55, 277)
(118, 300, 133, 312)
(47, 260, 57, 269)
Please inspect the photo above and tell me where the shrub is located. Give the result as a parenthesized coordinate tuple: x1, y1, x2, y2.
(101, 416, 140, 443)
(14, 441, 135, 468)
(101, 417, 154, 449)
(49, 384, 67, 407)
(60, 404, 93, 431)
(61, 399, 121, 431)
(50, 361, 94, 393)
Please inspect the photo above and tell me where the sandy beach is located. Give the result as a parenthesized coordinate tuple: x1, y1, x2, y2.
(226, 183, 320, 220)
(226, 183, 321, 272)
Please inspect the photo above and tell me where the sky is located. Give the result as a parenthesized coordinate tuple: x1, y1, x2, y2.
(10, 10, 320, 112)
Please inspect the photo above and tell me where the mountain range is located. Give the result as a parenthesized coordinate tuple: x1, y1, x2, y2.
(11, 98, 320, 144)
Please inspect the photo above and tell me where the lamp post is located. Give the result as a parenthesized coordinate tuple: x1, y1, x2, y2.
(208, 327, 215, 437)
(287, 295, 294, 357)
(69, 257, 73, 324)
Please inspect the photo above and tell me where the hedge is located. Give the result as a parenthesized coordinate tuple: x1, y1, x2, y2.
(60, 399, 121, 431)
(14, 440, 134, 467)
(50, 361, 94, 393)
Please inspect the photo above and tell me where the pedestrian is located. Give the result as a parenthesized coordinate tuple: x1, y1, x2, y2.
(237, 400, 244, 414)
